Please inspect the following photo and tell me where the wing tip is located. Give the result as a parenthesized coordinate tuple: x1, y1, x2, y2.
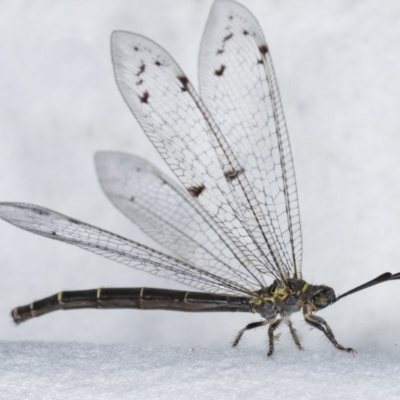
(111, 30, 131, 43)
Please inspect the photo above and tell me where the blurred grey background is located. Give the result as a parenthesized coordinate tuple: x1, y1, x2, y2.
(1, 0, 400, 353)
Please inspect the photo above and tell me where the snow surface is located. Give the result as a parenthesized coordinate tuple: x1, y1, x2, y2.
(0, 342, 399, 400)
(1, 0, 400, 397)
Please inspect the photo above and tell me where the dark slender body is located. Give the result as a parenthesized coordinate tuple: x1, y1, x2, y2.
(12, 288, 252, 324)
(10, 277, 352, 356)
(11, 272, 400, 355)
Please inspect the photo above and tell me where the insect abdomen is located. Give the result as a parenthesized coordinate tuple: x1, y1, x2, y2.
(12, 288, 252, 323)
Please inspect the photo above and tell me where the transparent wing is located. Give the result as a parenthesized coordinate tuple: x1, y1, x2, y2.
(0, 202, 254, 296)
(112, 30, 286, 282)
(199, 0, 302, 278)
(95, 151, 262, 291)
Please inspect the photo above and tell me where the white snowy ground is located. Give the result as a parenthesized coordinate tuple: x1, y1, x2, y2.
(1, 0, 400, 398)
(0, 342, 400, 400)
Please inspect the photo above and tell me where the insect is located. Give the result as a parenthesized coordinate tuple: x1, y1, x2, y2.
(0, 0, 399, 357)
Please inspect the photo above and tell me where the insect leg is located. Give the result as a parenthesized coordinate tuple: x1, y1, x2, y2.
(286, 319, 303, 351)
(303, 304, 356, 354)
(232, 320, 269, 347)
(267, 318, 283, 357)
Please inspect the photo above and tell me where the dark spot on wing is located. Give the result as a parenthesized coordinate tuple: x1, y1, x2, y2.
(136, 167, 141, 172)
(214, 65, 225, 77)
(229, 15, 233, 20)
(130, 196, 135, 202)
(187, 184, 205, 198)
(136, 79, 143, 85)
(224, 167, 245, 181)
(136, 63, 145, 76)
(258, 59, 263, 64)
(33, 208, 50, 216)
(139, 91, 149, 103)
(67, 217, 79, 224)
(243, 30, 249, 35)
(177, 76, 189, 92)
(223, 33, 233, 42)
(134, 46, 139, 51)
(155, 61, 162, 66)
(216, 48, 224, 55)
(51, 231, 57, 236)
(259, 44, 268, 55)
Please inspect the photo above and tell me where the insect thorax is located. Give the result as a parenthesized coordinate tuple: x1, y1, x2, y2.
(250, 279, 336, 319)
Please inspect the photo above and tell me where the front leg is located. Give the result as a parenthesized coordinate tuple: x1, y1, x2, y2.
(303, 304, 356, 354)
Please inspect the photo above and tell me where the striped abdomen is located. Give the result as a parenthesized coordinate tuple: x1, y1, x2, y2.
(12, 287, 252, 323)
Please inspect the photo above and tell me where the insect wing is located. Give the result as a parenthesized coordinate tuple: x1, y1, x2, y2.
(111, 31, 279, 282)
(95, 151, 262, 291)
(199, 0, 303, 278)
(0, 202, 253, 295)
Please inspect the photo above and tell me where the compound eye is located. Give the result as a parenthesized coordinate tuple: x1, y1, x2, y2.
(312, 290, 332, 309)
